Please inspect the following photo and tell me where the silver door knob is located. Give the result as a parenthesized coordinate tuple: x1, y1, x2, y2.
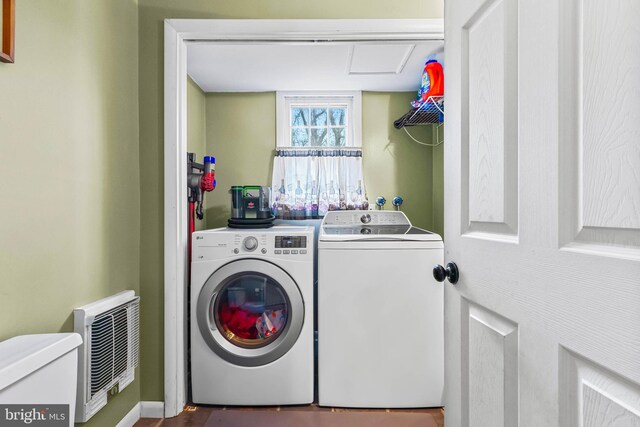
(360, 214, 372, 224)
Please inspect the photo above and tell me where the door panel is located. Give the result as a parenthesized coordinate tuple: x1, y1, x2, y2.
(462, 0, 519, 237)
(463, 301, 518, 427)
(445, 0, 640, 425)
(560, 349, 640, 427)
(581, 0, 640, 232)
(559, 0, 640, 254)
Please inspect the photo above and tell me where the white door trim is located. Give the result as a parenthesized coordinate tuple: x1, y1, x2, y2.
(163, 18, 443, 418)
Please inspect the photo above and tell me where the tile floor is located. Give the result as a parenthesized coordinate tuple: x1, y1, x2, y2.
(135, 405, 444, 427)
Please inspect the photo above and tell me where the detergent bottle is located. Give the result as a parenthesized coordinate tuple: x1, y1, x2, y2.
(423, 60, 444, 99)
(411, 59, 444, 108)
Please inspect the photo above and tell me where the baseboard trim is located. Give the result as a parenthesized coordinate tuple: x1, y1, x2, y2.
(116, 402, 141, 427)
(116, 401, 165, 427)
(141, 401, 165, 418)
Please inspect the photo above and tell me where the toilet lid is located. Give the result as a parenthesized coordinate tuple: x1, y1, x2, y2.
(0, 333, 82, 392)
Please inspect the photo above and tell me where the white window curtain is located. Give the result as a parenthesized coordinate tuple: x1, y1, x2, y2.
(271, 148, 369, 219)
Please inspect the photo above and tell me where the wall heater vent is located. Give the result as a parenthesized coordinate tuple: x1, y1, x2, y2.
(74, 290, 140, 423)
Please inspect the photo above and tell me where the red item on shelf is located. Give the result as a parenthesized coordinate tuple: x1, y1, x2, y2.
(423, 60, 444, 100)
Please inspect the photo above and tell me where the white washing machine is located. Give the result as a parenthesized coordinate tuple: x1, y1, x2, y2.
(191, 226, 314, 405)
(318, 211, 444, 408)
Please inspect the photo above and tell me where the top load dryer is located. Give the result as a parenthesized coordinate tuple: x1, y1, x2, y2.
(317, 211, 443, 408)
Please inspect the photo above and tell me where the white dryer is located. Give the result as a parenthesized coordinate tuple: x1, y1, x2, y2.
(191, 226, 314, 405)
(318, 211, 444, 408)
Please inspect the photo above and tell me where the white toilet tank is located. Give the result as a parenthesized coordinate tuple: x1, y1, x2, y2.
(0, 333, 82, 426)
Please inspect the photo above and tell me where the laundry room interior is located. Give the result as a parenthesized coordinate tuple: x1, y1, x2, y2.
(178, 20, 444, 417)
(2, 0, 639, 426)
(179, 20, 447, 424)
(186, 53, 444, 236)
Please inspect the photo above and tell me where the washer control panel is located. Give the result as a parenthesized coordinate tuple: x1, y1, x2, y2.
(242, 236, 259, 251)
(233, 233, 267, 253)
(275, 236, 307, 248)
(322, 210, 410, 226)
(273, 235, 308, 255)
(192, 228, 314, 261)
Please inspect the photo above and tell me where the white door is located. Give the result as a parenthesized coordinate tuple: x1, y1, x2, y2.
(444, 0, 640, 425)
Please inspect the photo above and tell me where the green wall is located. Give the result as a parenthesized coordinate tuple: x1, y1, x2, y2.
(204, 93, 276, 229)
(202, 91, 436, 231)
(0, 1, 141, 426)
(139, 1, 444, 402)
(187, 76, 207, 232)
(431, 126, 445, 237)
(187, 76, 207, 161)
(362, 92, 435, 230)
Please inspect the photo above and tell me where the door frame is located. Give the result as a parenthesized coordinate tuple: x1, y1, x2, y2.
(163, 18, 444, 418)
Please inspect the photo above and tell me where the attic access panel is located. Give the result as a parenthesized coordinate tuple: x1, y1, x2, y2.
(347, 44, 415, 75)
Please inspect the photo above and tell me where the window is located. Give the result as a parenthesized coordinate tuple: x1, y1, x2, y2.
(277, 92, 362, 147)
(272, 92, 368, 219)
(291, 105, 347, 146)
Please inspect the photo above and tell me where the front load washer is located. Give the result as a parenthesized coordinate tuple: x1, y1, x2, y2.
(191, 226, 314, 405)
(318, 211, 444, 408)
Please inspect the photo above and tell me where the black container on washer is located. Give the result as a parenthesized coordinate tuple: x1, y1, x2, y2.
(229, 186, 272, 220)
(230, 186, 245, 218)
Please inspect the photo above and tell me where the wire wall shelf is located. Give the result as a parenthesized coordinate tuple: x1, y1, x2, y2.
(393, 96, 444, 129)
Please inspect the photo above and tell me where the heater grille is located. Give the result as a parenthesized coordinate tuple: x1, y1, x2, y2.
(74, 291, 140, 423)
(89, 301, 139, 397)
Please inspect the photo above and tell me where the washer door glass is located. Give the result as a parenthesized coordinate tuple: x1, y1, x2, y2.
(214, 273, 289, 348)
(197, 259, 305, 367)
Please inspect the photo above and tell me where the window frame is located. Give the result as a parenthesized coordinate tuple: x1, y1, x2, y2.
(276, 91, 362, 148)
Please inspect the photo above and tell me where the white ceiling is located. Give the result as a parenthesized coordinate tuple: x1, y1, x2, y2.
(187, 41, 444, 93)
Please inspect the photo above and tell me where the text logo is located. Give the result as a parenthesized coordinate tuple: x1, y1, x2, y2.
(0, 405, 68, 426)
